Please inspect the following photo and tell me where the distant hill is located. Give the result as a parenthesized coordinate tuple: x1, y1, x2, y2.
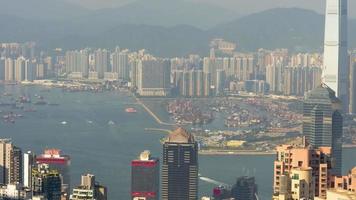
(209, 8, 327, 51)
(0, 0, 89, 20)
(0, 7, 355, 57)
(69, 0, 238, 30)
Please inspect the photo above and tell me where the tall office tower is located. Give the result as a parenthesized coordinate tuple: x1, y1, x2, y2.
(23, 151, 35, 189)
(5, 58, 14, 81)
(32, 164, 62, 200)
(113, 49, 129, 81)
(161, 128, 198, 200)
(131, 151, 159, 200)
(231, 176, 258, 200)
(303, 84, 343, 175)
(350, 52, 356, 114)
(95, 49, 110, 79)
(0, 139, 22, 185)
(36, 149, 71, 198)
(323, 0, 349, 112)
(14, 57, 26, 82)
(273, 143, 333, 199)
(70, 174, 107, 200)
(0, 57, 4, 80)
(137, 59, 171, 97)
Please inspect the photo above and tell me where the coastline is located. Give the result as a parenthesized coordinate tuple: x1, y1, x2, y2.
(135, 97, 175, 126)
(199, 150, 276, 156)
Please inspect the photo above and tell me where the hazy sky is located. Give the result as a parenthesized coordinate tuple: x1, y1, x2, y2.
(63, 0, 356, 17)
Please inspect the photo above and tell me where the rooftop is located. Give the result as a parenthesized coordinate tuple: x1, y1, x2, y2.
(166, 127, 195, 143)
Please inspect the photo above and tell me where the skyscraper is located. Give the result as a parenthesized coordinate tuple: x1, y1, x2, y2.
(303, 84, 343, 175)
(36, 149, 71, 199)
(350, 51, 356, 114)
(131, 150, 159, 200)
(323, 0, 349, 112)
(0, 139, 22, 185)
(0, 57, 5, 81)
(112, 49, 130, 81)
(137, 59, 171, 96)
(161, 128, 198, 200)
(23, 151, 35, 189)
(32, 164, 62, 200)
(231, 176, 258, 200)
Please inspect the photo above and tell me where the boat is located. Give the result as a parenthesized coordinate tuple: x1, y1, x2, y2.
(108, 120, 115, 125)
(34, 101, 47, 105)
(61, 121, 67, 125)
(125, 107, 137, 113)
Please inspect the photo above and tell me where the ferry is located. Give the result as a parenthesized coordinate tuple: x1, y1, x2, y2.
(125, 107, 137, 113)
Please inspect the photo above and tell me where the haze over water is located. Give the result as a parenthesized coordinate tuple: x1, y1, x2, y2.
(0, 85, 355, 199)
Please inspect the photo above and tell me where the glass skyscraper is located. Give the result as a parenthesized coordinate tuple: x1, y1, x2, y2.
(303, 84, 343, 175)
(161, 128, 198, 200)
(323, 0, 349, 112)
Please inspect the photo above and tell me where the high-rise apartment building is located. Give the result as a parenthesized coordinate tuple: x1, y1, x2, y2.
(131, 151, 159, 200)
(273, 143, 333, 199)
(137, 59, 171, 96)
(323, 0, 349, 112)
(14, 57, 26, 82)
(95, 49, 110, 79)
(65, 50, 89, 78)
(161, 128, 198, 200)
(303, 84, 343, 175)
(0, 57, 5, 81)
(0, 139, 22, 185)
(5, 58, 14, 81)
(112, 49, 130, 81)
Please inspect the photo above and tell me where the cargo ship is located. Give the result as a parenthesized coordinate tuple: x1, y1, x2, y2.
(125, 107, 137, 113)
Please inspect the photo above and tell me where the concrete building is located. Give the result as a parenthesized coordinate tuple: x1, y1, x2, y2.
(326, 189, 356, 200)
(0, 139, 22, 185)
(5, 58, 14, 81)
(303, 84, 343, 175)
(330, 167, 356, 192)
(131, 151, 159, 200)
(137, 59, 171, 97)
(0, 184, 31, 200)
(323, 0, 349, 112)
(161, 128, 198, 200)
(70, 174, 107, 200)
(23, 151, 35, 189)
(289, 167, 314, 200)
(65, 50, 89, 78)
(273, 142, 333, 199)
(94, 49, 110, 79)
(112, 49, 130, 81)
(0, 57, 5, 81)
